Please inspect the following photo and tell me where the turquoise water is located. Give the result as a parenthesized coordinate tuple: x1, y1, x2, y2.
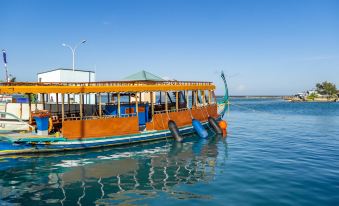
(1, 98, 339, 205)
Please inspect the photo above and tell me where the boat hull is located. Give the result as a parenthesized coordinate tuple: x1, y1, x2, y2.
(0, 122, 213, 156)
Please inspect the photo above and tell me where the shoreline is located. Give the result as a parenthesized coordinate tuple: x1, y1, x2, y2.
(215, 95, 338, 102)
(283, 96, 338, 102)
(216, 96, 283, 99)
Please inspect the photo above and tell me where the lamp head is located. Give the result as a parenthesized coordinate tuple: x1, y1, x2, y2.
(81, 40, 87, 44)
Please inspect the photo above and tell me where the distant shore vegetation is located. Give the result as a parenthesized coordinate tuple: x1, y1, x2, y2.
(315, 81, 337, 97)
(286, 81, 338, 102)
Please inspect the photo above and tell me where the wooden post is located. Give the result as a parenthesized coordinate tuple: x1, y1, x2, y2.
(117, 93, 121, 117)
(61, 94, 65, 123)
(201, 90, 206, 106)
(185, 90, 189, 108)
(107, 93, 110, 104)
(135, 93, 139, 117)
(191, 90, 194, 108)
(165, 92, 168, 113)
(208, 90, 212, 104)
(129, 93, 131, 114)
(42, 94, 45, 110)
(83, 94, 85, 117)
(67, 94, 71, 115)
(195, 90, 198, 107)
(20, 103, 23, 119)
(80, 94, 83, 120)
(159, 91, 162, 103)
(34, 94, 37, 111)
(150, 92, 154, 117)
(175, 91, 179, 112)
(98, 93, 102, 117)
(212, 90, 217, 103)
(56, 94, 59, 114)
(28, 94, 32, 124)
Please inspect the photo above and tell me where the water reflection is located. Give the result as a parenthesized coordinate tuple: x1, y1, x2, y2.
(0, 135, 228, 205)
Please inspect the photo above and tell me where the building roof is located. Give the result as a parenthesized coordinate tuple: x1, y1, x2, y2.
(37, 68, 95, 75)
(122, 70, 164, 81)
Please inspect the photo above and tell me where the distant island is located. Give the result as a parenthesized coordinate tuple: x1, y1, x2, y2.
(284, 81, 338, 102)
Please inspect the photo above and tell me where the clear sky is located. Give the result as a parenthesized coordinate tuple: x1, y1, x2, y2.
(1, 0, 338, 95)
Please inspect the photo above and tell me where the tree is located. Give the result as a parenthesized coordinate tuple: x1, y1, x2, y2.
(316, 81, 337, 97)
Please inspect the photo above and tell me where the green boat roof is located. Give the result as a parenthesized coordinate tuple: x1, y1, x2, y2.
(122, 70, 165, 81)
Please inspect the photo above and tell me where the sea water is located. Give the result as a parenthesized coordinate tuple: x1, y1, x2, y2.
(0, 98, 338, 205)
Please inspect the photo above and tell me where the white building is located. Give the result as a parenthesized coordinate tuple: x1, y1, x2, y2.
(37, 68, 96, 104)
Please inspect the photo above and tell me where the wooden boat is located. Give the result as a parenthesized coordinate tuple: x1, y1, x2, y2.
(0, 76, 228, 155)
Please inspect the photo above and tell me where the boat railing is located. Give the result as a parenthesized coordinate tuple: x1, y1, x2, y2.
(153, 104, 215, 115)
(120, 113, 137, 117)
(0, 80, 213, 87)
(62, 112, 137, 121)
(154, 107, 190, 114)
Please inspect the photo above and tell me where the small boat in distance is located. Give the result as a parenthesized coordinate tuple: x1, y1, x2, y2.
(0, 75, 228, 155)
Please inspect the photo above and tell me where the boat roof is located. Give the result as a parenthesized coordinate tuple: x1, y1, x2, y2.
(0, 80, 215, 94)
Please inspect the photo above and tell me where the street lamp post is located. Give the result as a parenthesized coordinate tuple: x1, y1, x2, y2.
(62, 40, 86, 104)
(62, 40, 86, 72)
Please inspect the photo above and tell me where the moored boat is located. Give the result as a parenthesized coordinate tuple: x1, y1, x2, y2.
(0, 77, 228, 155)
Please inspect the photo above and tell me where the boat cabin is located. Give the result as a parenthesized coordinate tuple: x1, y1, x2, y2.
(0, 80, 218, 139)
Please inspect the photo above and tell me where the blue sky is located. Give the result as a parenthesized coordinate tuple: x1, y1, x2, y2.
(1, 0, 338, 95)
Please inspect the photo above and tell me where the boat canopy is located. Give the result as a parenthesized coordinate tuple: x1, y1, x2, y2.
(0, 81, 215, 94)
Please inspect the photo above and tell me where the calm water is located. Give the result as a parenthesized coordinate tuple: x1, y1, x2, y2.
(1, 98, 339, 205)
